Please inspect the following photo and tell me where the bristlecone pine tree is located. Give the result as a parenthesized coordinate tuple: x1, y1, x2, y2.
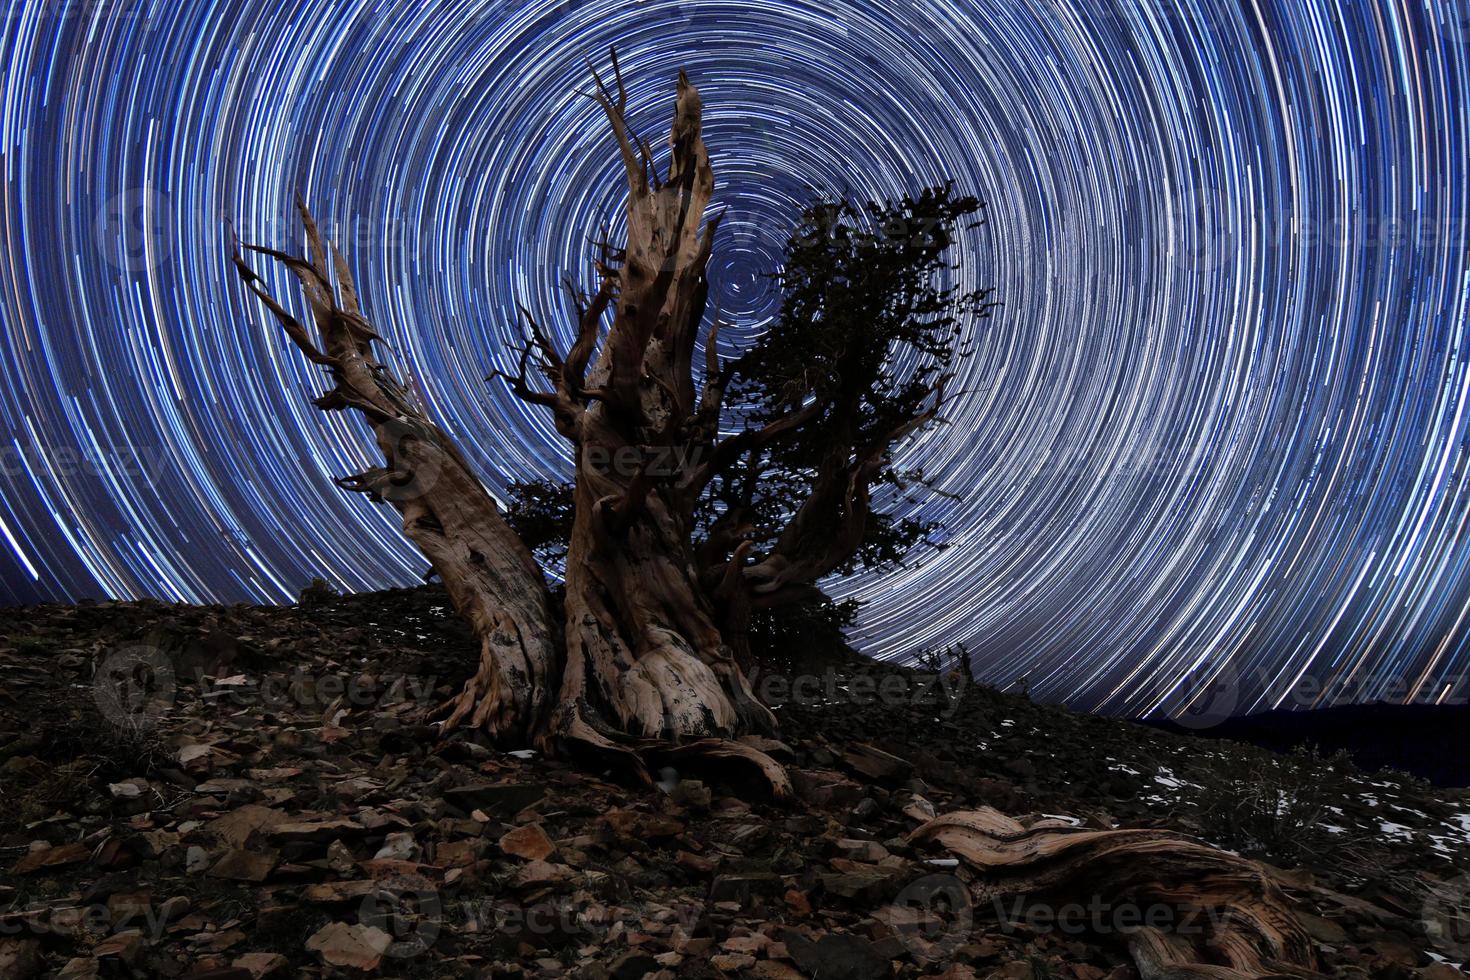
(235, 58, 1328, 978)
(233, 55, 990, 789)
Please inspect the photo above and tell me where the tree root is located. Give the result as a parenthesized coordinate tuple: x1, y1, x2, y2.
(545, 702, 793, 801)
(644, 736, 794, 802)
(434, 657, 514, 736)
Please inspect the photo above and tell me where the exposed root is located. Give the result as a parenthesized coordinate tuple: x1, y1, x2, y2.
(435, 653, 513, 737)
(548, 702, 793, 802)
(646, 736, 794, 802)
(552, 702, 653, 787)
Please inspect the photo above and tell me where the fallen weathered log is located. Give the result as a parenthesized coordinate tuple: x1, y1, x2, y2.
(908, 808, 1324, 979)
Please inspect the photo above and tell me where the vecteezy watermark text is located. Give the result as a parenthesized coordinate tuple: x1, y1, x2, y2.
(993, 894, 1238, 936)
(746, 665, 967, 718)
(92, 642, 441, 731)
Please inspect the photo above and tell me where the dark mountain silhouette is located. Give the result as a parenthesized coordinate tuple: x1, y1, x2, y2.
(1147, 702, 1470, 787)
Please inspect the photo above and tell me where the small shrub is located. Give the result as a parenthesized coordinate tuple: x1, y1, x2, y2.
(1187, 744, 1359, 866)
(27, 687, 171, 783)
(298, 577, 338, 608)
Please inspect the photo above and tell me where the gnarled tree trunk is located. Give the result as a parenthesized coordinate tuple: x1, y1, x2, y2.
(558, 441, 774, 741)
(550, 67, 774, 746)
(232, 204, 558, 745)
(236, 61, 781, 784)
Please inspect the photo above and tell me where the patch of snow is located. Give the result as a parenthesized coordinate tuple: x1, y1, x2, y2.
(1040, 814, 1084, 826)
(1427, 951, 1466, 971)
(1378, 821, 1415, 841)
(1152, 766, 1198, 791)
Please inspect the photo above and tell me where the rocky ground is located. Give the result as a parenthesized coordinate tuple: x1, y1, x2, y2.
(1, 585, 1467, 979)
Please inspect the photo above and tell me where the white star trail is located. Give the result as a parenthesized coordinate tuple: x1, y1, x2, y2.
(1, 0, 1468, 718)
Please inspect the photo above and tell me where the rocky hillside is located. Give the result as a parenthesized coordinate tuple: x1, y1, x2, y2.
(1, 586, 1467, 978)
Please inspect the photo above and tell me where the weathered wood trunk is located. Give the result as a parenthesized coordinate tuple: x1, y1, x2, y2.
(557, 432, 774, 741)
(232, 204, 558, 744)
(909, 808, 1324, 979)
(238, 64, 777, 763)
(551, 67, 773, 744)
(396, 440, 558, 741)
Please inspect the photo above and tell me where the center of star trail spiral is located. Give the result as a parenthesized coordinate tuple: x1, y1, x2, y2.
(1, 0, 1468, 719)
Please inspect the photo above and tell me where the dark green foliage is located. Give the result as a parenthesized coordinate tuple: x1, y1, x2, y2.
(745, 594, 862, 671)
(298, 576, 338, 607)
(706, 185, 994, 577)
(504, 188, 991, 666)
(915, 641, 976, 683)
(504, 479, 576, 568)
(1186, 744, 1370, 868)
(733, 184, 992, 445)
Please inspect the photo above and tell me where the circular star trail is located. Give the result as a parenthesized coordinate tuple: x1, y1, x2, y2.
(2, 0, 1469, 719)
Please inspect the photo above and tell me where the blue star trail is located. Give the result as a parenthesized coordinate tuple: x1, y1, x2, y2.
(2, 0, 1469, 720)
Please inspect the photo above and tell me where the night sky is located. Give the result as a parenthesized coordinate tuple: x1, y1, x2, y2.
(2, 0, 1469, 719)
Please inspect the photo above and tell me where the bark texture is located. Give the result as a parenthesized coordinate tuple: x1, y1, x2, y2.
(235, 61, 788, 790)
(232, 204, 558, 744)
(549, 63, 774, 746)
(909, 808, 1324, 979)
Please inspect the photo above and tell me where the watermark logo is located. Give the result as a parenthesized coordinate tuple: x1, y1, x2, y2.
(745, 665, 967, 718)
(993, 894, 1233, 937)
(95, 185, 174, 274)
(363, 419, 446, 504)
(93, 644, 176, 730)
(583, 443, 706, 479)
(92, 644, 439, 731)
(1152, 664, 1469, 729)
(0, 898, 181, 941)
(359, 887, 443, 959)
(194, 668, 440, 712)
(0, 442, 172, 486)
(1165, 662, 1239, 730)
(886, 874, 973, 963)
(1422, 874, 1470, 961)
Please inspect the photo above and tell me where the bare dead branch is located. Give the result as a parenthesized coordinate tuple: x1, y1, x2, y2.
(566, 279, 613, 384)
(683, 396, 826, 500)
(587, 49, 645, 197)
(487, 341, 564, 411)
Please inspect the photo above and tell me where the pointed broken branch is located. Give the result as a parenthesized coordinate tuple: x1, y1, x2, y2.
(587, 48, 645, 198)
